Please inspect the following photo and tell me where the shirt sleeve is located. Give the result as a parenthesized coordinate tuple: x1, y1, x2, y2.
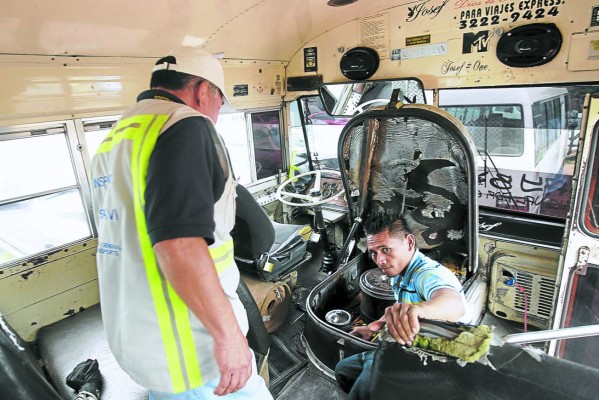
(416, 265, 464, 300)
(145, 116, 225, 245)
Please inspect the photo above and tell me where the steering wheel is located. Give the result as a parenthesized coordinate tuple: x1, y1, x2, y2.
(353, 99, 389, 115)
(276, 170, 345, 206)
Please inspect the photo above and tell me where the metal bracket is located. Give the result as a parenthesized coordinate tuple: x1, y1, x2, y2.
(575, 246, 590, 275)
(387, 88, 405, 110)
(337, 337, 345, 362)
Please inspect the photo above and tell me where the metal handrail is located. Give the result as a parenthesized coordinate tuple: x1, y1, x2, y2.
(502, 324, 599, 344)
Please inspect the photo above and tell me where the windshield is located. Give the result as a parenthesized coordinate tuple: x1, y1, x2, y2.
(290, 96, 347, 171)
(440, 85, 598, 219)
(293, 83, 599, 220)
(319, 79, 426, 116)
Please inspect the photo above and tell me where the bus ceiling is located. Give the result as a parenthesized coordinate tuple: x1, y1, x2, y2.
(1, 1, 599, 120)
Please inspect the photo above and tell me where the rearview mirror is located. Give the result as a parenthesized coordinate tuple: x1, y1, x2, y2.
(319, 79, 426, 117)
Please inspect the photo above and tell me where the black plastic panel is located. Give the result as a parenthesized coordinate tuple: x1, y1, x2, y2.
(479, 210, 564, 247)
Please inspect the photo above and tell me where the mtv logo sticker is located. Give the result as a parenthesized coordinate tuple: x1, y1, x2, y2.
(462, 30, 492, 54)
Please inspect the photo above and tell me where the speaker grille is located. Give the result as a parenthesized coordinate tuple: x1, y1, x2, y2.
(496, 23, 562, 68)
(340, 47, 380, 80)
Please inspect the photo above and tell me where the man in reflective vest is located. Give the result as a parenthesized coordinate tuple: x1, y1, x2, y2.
(91, 46, 272, 399)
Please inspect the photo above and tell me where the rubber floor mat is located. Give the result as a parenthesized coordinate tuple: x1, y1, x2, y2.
(268, 335, 308, 396)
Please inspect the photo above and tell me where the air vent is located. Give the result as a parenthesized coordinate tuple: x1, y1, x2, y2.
(513, 270, 556, 325)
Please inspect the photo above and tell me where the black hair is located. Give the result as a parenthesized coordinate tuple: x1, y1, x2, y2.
(150, 56, 199, 90)
(363, 209, 412, 237)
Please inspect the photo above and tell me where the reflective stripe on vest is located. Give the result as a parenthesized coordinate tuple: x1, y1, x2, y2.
(209, 239, 235, 274)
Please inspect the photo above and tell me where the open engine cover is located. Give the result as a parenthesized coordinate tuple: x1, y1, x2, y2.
(338, 104, 479, 267)
(303, 103, 480, 373)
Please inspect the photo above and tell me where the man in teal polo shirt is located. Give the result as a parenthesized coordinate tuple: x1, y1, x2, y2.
(335, 210, 468, 399)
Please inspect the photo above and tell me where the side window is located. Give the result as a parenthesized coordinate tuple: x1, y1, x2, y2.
(217, 110, 285, 184)
(77, 117, 119, 181)
(217, 113, 252, 184)
(440, 85, 599, 219)
(0, 123, 92, 267)
(80, 119, 118, 162)
(251, 110, 283, 180)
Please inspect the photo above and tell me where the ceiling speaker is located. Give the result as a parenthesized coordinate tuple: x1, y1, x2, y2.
(340, 47, 380, 80)
(496, 23, 562, 68)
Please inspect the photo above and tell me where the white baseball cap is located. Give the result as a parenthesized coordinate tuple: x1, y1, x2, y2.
(153, 46, 234, 111)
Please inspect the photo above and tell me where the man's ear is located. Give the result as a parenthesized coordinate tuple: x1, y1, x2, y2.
(406, 234, 416, 251)
(196, 80, 211, 103)
(194, 80, 215, 113)
(188, 80, 203, 109)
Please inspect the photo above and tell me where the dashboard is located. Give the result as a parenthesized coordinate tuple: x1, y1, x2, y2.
(319, 177, 348, 209)
(245, 174, 349, 218)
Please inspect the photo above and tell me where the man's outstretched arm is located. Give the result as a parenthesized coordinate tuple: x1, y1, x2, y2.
(384, 288, 465, 346)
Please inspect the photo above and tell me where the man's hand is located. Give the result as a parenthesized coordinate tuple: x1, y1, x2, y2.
(213, 333, 253, 396)
(384, 302, 425, 346)
(385, 289, 466, 346)
(349, 318, 385, 340)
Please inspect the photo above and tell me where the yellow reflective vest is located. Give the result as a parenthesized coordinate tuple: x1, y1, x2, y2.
(91, 96, 246, 393)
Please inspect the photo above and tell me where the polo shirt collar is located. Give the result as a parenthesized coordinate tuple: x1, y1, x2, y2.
(137, 89, 185, 104)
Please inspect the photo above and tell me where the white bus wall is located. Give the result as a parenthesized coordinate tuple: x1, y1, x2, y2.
(285, 3, 599, 95)
(0, 55, 285, 126)
(0, 241, 99, 342)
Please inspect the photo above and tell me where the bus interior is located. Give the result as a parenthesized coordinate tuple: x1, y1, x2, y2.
(2, 1, 599, 399)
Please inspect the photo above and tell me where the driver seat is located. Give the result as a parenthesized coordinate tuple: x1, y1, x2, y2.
(232, 184, 313, 282)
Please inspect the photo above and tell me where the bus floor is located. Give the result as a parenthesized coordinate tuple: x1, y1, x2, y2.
(268, 242, 348, 400)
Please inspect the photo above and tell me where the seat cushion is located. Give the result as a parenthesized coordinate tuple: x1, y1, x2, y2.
(233, 184, 276, 259)
(270, 221, 308, 253)
(37, 305, 148, 400)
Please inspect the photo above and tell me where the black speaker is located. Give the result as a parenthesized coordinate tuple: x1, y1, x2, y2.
(496, 23, 562, 68)
(340, 47, 380, 80)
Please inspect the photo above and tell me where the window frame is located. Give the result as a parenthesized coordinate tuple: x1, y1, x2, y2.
(74, 115, 121, 235)
(0, 119, 96, 269)
(581, 120, 599, 237)
(218, 108, 288, 185)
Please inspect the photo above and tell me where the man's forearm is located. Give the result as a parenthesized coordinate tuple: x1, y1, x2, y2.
(154, 237, 253, 394)
(153, 237, 243, 341)
(419, 288, 465, 322)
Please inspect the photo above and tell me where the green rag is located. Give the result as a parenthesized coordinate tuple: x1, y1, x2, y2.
(412, 325, 492, 363)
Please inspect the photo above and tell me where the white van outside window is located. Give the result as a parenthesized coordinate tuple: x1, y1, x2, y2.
(440, 85, 597, 219)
